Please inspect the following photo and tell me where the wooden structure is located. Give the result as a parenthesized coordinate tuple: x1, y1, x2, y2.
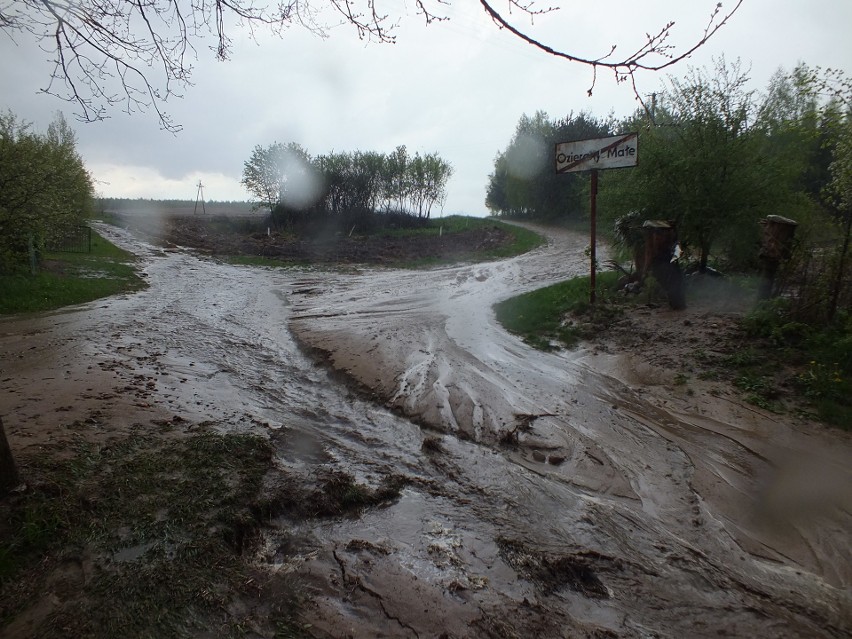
(759, 215, 798, 298)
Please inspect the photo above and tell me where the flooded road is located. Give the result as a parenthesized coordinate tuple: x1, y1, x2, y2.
(2, 223, 850, 637)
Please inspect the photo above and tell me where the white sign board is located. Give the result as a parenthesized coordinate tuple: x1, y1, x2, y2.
(555, 132, 638, 173)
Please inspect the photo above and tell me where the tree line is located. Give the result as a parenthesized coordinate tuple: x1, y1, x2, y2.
(96, 198, 257, 217)
(485, 110, 616, 222)
(241, 143, 453, 229)
(0, 111, 94, 274)
(486, 59, 852, 323)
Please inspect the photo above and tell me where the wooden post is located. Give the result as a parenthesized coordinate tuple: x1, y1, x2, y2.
(759, 215, 798, 299)
(0, 416, 20, 496)
(590, 169, 598, 305)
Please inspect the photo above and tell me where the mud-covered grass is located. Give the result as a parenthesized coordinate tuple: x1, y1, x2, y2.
(497, 269, 851, 428)
(679, 285, 851, 425)
(224, 255, 360, 273)
(257, 469, 408, 520)
(0, 230, 147, 314)
(225, 255, 313, 269)
(0, 422, 308, 638)
(0, 413, 417, 637)
(737, 301, 851, 427)
(421, 435, 445, 454)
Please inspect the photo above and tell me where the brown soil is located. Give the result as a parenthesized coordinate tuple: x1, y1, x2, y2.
(124, 214, 514, 264)
(590, 277, 754, 370)
(582, 275, 799, 413)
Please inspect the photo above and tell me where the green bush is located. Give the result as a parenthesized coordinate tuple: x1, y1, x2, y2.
(741, 301, 851, 427)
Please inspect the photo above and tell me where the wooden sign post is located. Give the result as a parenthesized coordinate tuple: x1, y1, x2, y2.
(555, 133, 639, 304)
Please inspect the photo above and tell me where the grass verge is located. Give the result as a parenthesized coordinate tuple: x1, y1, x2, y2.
(494, 271, 622, 350)
(393, 217, 544, 268)
(0, 230, 147, 314)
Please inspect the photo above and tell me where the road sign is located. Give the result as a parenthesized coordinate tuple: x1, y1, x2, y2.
(555, 132, 638, 173)
(555, 132, 639, 304)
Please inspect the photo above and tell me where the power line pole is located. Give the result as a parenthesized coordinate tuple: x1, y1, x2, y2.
(194, 180, 206, 215)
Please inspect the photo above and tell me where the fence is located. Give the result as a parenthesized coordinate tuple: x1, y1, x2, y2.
(47, 225, 92, 253)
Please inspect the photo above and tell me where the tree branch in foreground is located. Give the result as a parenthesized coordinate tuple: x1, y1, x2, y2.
(0, 0, 745, 131)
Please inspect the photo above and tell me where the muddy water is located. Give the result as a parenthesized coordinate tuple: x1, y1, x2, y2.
(2, 223, 850, 637)
(289, 225, 852, 637)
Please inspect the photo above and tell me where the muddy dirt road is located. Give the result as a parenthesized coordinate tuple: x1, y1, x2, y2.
(2, 223, 850, 638)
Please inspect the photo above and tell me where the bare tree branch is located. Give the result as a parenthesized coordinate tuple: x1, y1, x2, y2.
(0, 0, 745, 132)
(478, 0, 745, 109)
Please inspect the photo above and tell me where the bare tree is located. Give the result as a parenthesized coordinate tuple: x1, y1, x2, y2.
(0, 0, 744, 131)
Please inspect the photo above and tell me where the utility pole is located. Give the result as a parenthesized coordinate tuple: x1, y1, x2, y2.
(194, 180, 206, 215)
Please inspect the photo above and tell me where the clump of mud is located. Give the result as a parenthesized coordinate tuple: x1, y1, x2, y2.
(254, 469, 409, 520)
(497, 538, 615, 598)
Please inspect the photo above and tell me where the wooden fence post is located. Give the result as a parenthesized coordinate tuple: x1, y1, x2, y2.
(0, 416, 20, 496)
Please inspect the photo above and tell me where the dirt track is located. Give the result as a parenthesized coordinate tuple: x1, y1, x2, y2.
(2, 222, 851, 637)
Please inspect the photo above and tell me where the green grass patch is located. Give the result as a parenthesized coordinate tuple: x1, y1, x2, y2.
(740, 300, 851, 428)
(721, 347, 766, 369)
(374, 215, 487, 238)
(478, 221, 543, 260)
(0, 230, 146, 314)
(494, 271, 622, 350)
(92, 210, 123, 226)
(733, 373, 783, 412)
(393, 216, 540, 246)
(792, 353, 851, 427)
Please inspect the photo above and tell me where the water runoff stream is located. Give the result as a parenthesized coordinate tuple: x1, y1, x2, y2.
(10, 222, 849, 638)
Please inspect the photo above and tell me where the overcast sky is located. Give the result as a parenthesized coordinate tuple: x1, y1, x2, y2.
(2, 0, 851, 216)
